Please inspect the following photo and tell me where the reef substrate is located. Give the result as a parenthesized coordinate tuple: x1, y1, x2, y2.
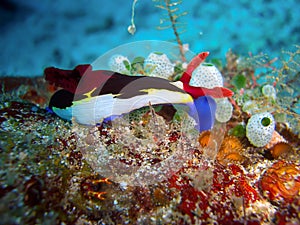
(0, 77, 299, 225)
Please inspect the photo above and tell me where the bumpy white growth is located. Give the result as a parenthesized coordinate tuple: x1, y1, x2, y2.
(144, 52, 174, 79)
(246, 112, 275, 147)
(189, 63, 223, 88)
(109, 54, 131, 74)
(262, 84, 276, 100)
(215, 98, 233, 122)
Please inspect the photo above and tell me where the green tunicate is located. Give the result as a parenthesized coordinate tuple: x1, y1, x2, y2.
(209, 59, 223, 69)
(173, 64, 184, 80)
(173, 73, 183, 81)
(132, 56, 145, 65)
(231, 74, 247, 90)
(123, 60, 131, 71)
(228, 124, 246, 138)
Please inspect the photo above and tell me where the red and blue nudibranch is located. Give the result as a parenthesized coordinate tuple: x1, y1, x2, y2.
(45, 52, 233, 132)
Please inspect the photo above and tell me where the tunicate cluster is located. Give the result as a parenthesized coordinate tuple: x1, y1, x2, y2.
(108, 54, 131, 74)
(189, 63, 223, 88)
(246, 112, 275, 147)
(144, 52, 174, 79)
(215, 98, 233, 122)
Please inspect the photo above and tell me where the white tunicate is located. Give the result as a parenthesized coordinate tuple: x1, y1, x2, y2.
(144, 52, 174, 79)
(246, 112, 275, 147)
(189, 63, 223, 88)
(215, 98, 233, 123)
(108, 54, 131, 74)
(262, 84, 276, 100)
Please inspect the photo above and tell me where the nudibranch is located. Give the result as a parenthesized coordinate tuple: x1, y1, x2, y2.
(45, 52, 233, 131)
(48, 70, 194, 125)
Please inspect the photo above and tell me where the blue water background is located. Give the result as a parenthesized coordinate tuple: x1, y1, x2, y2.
(0, 0, 299, 76)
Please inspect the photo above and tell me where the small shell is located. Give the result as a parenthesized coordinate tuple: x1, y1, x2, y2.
(265, 130, 287, 149)
(264, 130, 292, 158)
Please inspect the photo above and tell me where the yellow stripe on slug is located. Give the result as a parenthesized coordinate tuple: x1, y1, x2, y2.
(83, 87, 97, 99)
(140, 88, 193, 104)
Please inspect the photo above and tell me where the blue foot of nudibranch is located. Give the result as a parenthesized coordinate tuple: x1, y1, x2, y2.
(188, 96, 217, 132)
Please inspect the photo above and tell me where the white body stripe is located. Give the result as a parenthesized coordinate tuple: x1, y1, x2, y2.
(53, 89, 193, 125)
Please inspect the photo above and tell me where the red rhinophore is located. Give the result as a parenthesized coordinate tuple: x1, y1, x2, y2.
(180, 51, 234, 98)
(183, 84, 234, 98)
(180, 52, 209, 84)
